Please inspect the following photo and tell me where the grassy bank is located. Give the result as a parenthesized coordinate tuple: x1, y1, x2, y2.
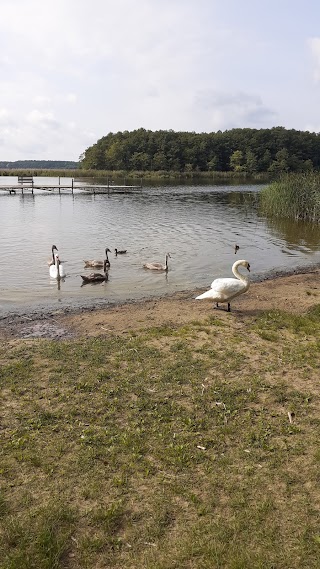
(0, 168, 270, 184)
(261, 172, 320, 222)
(1, 305, 320, 568)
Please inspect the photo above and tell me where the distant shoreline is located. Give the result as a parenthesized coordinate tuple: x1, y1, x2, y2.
(0, 167, 271, 184)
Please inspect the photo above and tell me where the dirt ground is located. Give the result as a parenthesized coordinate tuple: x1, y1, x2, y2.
(0, 267, 319, 340)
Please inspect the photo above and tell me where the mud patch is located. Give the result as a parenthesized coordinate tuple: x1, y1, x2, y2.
(0, 315, 75, 340)
(18, 320, 74, 339)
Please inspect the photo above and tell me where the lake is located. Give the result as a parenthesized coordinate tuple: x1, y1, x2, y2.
(1, 178, 320, 316)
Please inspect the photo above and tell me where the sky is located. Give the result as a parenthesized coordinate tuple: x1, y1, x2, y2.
(1, 0, 320, 161)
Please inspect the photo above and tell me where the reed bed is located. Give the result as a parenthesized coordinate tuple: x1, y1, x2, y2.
(0, 168, 270, 184)
(260, 173, 320, 223)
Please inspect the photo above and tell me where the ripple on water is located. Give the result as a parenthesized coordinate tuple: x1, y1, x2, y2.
(1, 182, 320, 313)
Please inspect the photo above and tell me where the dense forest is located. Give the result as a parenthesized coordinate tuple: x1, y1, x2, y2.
(80, 127, 320, 174)
(0, 160, 79, 170)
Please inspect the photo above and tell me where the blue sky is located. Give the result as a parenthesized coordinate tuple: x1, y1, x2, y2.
(1, 0, 320, 161)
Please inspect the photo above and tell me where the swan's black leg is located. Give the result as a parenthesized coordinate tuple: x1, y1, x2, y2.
(215, 303, 219, 309)
(227, 303, 231, 312)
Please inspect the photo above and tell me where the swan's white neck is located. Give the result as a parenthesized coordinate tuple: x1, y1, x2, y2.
(232, 260, 250, 287)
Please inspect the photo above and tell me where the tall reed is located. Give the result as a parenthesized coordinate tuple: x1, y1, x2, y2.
(260, 172, 320, 223)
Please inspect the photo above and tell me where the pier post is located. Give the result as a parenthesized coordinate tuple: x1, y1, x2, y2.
(71, 178, 74, 194)
(31, 179, 34, 195)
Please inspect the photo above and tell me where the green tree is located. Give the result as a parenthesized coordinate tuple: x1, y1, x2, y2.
(152, 151, 168, 170)
(245, 150, 258, 174)
(230, 150, 244, 172)
(268, 148, 289, 173)
(302, 159, 314, 172)
(80, 127, 320, 174)
(259, 149, 272, 172)
(105, 142, 126, 170)
(129, 152, 150, 170)
(207, 155, 219, 171)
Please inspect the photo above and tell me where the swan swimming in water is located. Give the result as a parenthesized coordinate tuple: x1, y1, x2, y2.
(81, 260, 109, 284)
(143, 253, 171, 272)
(83, 248, 111, 268)
(196, 259, 250, 312)
(49, 254, 66, 279)
(47, 245, 66, 266)
(47, 245, 58, 266)
(115, 248, 127, 255)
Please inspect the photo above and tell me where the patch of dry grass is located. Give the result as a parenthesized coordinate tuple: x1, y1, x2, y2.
(1, 307, 320, 568)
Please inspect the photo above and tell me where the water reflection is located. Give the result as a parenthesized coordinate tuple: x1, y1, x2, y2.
(264, 216, 320, 251)
(19, 193, 35, 205)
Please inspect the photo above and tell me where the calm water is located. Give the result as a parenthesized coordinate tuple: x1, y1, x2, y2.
(1, 178, 320, 316)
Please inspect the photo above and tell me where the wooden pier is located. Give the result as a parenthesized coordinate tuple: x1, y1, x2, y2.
(0, 176, 142, 195)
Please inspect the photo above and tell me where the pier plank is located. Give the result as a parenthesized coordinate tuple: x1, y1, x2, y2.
(0, 180, 142, 195)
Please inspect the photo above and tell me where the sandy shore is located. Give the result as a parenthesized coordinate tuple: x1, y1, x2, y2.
(0, 266, 319, 340)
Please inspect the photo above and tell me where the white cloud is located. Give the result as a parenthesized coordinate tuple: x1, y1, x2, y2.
(304, 123, 320, 134)
(26, 110, 60, 129)
(308, 37, 320, 83)
(0, 108, 13, 125)
(66, 93, 77, 103)
(193, 90, 277, 131)
(33, 95, 52, 105)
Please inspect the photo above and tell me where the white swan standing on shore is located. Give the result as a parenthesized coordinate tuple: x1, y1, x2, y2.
(49, 254, 66, 279)
(143, 253, 171, 272)
(196, 259, 250, 312)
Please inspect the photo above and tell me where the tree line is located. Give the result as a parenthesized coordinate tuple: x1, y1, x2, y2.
(0, 160, 79, 170)
(79, 127, 320, 174)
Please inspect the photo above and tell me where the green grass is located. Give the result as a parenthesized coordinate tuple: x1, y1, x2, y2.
(1, 306, 320, 568)
(0, 167, 270, 184)
(260, 172, 320, 222)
